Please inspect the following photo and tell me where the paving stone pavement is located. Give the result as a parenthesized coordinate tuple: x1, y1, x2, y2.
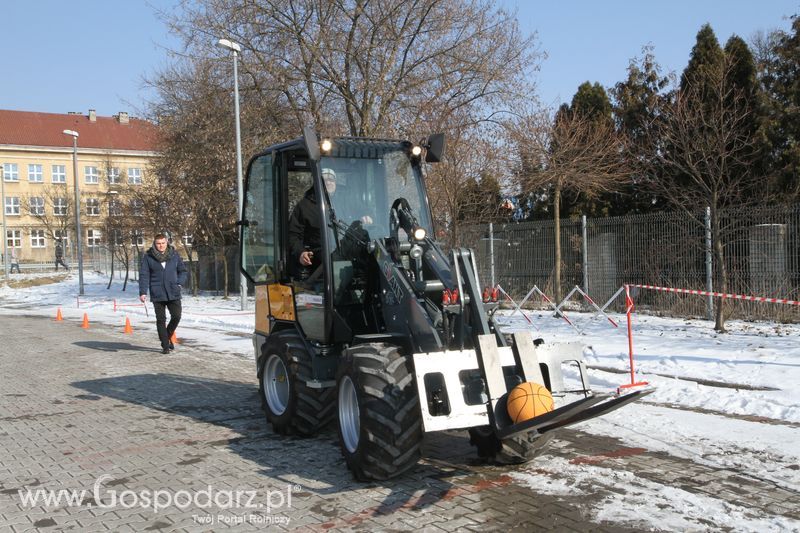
(0, 313, 798, 532)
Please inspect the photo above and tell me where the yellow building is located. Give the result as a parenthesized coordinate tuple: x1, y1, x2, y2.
(0, 109, 159, 267)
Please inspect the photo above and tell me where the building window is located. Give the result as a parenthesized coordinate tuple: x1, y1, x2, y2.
(127, 167, 142, 184)
(87, 229, 102, 247)
(29, 197, 45, 216)
(54, 229, 69, 247)
(131, 230, 144, 247)
(4, 197, 20, 215)
(3, 163, 18, 182)
(108, 167, 121, 185)
(182, 233, 193, 246)
(53, 197, 68, 216)
(52, 165, 66, 184)
(6, 229, 21, 248)
(84, 166, 99, 184)
(86, 198, 100, 216)
(110, 229, 124, 246)
(130, 198, 144, 216)
(108, 198, 122, 216)
(30, 229, 45, 248)
(28, 164, 43, 183)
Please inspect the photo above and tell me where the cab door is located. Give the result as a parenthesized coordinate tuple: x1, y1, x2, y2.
(241, 153, 289, 334)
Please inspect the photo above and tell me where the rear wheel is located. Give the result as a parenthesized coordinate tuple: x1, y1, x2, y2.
(337, 343, 423, 480)
(468, 427, 553, 465)
(259, 331, 335, 436)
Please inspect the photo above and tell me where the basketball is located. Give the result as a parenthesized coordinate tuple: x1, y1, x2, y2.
(506, 382, 554, 423)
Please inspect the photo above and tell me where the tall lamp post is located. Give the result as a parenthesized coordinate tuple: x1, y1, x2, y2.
(63, 129, 84, 296)
(1, 165, 9, 281)
(216, 37, 247, 311)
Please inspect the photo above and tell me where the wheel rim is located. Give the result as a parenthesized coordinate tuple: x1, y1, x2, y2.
(264, 354, 289, 415)
(339, 375, 360, 453)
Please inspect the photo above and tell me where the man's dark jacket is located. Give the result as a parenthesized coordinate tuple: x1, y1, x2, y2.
(288, 188, 322, 270)
(139, 246, 188, 302)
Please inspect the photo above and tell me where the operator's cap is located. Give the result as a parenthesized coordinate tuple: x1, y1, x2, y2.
(321, 168, 336, 181)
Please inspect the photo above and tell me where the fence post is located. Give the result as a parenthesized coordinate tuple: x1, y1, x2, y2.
(489, 222, 495, 288)
(705, 206, 714, 320)
(581, 215, 589, 294)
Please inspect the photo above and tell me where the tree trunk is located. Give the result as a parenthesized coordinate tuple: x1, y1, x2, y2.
(711, 207, 728, 332)
(106, 249, 114, 290)
(553, 183, 562, 302)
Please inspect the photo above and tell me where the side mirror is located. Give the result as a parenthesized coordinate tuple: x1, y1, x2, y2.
(303, 126, 320, 161)
(425, 133, 445, 163)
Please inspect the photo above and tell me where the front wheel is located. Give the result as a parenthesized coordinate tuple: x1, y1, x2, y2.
(336, 343, 423, 480)
(259, 331, 334, 436)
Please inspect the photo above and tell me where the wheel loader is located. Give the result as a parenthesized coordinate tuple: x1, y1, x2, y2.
(239, 127, 652, 480)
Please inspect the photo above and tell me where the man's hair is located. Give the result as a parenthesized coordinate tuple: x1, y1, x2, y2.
(154, 233, 168, 241)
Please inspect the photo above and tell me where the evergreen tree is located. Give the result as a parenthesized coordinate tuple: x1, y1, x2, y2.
(724, 35, 770, 186)
(761, 15, 800, 197)
(611, 46, 673, 213)
(680, 24, 725, 93)
(566, 83, 625, 216)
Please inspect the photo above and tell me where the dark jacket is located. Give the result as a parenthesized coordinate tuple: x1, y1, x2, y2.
(139, 246, 188, 302)
(288, 188, 322, 272)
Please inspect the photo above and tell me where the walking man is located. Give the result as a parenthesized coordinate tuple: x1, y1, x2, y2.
(9, 248, 21, 274)
(139, 234, 188, 354)
(54, 240, 69, 270)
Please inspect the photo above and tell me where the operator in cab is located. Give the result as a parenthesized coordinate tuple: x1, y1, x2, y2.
(287, 167, 372, 281)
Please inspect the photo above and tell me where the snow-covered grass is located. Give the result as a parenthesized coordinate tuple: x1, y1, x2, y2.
(1, 270, 798, 531)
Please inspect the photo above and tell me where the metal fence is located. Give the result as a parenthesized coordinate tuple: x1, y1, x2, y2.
(457, 204, 800, 322)
(79, 245, 244, 297)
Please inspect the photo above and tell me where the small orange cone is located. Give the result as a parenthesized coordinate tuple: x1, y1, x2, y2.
(170, 331, 179, 345)
(55, 308, 63, 321)
(124, 316, 133, 334)
(81, 313, 89, 329)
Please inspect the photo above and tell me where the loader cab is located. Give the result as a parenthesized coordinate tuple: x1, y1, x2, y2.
(240, 131, 437, 346)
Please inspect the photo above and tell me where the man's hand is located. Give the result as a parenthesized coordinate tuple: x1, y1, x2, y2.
(360, 215, 373, 225)
(299, 250, 314, 266)
(139, 294, 147, 303)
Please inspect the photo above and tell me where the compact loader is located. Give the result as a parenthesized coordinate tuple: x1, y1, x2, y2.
(239, 127, 652, 480)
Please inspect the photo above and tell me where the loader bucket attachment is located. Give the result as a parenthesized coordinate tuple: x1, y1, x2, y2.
(496, 387, 654, 439)
(413, 333, 653, 438)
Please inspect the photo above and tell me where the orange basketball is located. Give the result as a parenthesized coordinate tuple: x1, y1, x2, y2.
(506, 382, 554, 423)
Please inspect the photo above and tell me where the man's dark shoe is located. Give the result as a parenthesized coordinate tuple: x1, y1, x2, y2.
(169, 342, 175, 350)
(162, 347, 170, 354)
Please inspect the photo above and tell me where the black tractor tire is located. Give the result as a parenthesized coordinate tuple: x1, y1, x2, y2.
(468, 426, 554, 465)
(336, 343, 423, 481)
(259, 331, 335, 436)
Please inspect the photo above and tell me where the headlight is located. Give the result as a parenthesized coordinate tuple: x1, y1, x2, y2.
(413, 227, 427, 241)
(321, 139, 332, 152)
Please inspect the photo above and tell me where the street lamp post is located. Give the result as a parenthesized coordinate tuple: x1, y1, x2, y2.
(1, 166, 9, 282)
(217, 37, 248, 311)
(63, 129, 84, 296)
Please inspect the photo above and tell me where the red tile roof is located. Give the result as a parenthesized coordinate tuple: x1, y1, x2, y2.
(0, 109, 159, 152)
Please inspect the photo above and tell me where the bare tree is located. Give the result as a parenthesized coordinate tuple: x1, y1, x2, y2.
(426, 121, 508, 247)
(507, 108, 631, 300)
(22, 186, 74, 246)
(162, 0, 539, 137)
(646, 65, 776, 331)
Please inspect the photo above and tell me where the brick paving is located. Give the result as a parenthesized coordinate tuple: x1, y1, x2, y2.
(0, 313, 798, 531)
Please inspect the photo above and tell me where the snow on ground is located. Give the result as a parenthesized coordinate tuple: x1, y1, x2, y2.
(1, 271, 798, 530)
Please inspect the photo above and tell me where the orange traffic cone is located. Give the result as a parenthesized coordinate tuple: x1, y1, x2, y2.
(124, 316, 133, 334)
(170, 331, 179, 345)
(55, 308, 63, 321)
(81, 313, 89, 329)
